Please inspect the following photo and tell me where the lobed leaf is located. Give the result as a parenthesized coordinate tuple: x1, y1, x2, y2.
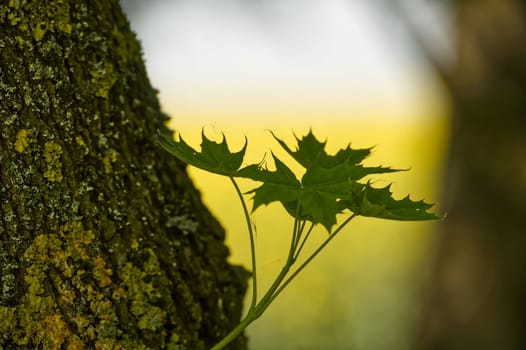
(157, 129, 247, 176)
(238, 153, 301, 211)
(340, 182, 439, 221)
(272, 130, 377, 170)
(270, 130, 327, 168)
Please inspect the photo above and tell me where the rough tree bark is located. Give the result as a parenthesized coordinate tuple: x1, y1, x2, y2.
(416, 1, 526, 349)
(0, 1, 247, 349)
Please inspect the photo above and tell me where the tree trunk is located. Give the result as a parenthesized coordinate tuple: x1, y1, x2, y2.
(417, 1, 526, 349)
(0, 1, 247, 349)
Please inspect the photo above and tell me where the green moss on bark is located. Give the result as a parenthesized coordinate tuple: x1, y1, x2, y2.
(14, 128, 33, 153)
(0, 222, 120, 347)
(1, 0, 72, 42)
(43, 141, 63, 182)
(0, 220, 192, 349)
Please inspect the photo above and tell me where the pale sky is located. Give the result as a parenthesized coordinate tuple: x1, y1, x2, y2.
(123, 0, 450, 120)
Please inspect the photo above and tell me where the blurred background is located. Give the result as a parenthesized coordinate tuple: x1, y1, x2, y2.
(121, 1, 526, 349)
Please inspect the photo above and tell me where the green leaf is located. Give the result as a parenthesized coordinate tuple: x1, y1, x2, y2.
(272, 130, 399, 180)
(238, 153, 302, 212)
(266, 131, 404, 229)
(341, 182, 439, 221)
(299, 189, 340, 230)
(270, 130, 327, 168)
(272, 130, 377, 170)
(239, 153, 345, 230)
(157, 129, 247, 177)
(241, 129, 439, 230)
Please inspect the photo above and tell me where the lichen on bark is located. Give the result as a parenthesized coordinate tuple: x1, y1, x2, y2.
(0, 1, 248, 349)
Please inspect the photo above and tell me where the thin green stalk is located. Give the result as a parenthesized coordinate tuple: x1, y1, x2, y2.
(287, 218, 300, 263)
(286, 204, 302, 264)
(292, 220, 307, 247)
(212, 204, 302, 350)
(292, 222, 315, 261)
(290, 220, 307, 261)
(299, 219, 307, 234)
(268, 214, 357, 305)
(211, 257, 292, 350)
(258, 208, 307, 308)
(210, 311, 257, 350)
(229, 177, 258, 311)
(212, 214, 357, 350)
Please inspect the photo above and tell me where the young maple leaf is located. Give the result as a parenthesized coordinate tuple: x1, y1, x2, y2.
(267, 130, 438, 229)
(341, 182, 439, 221)
(272, 130, 399, 180)
(255, 131, 364, 229)
(237, 154, 343, 230)
(157, 129, 247, 177)
(237, 153, 301, 211)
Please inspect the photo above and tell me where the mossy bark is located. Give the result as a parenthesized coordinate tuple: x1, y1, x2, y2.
(417, 1, 526, 349)
(0, 1, 248, 349)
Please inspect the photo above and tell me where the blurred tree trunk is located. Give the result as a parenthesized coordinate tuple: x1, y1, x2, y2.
(0, 1, 247, 349)
(417, 1, 526, 349)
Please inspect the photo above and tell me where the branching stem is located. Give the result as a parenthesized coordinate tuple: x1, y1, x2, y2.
(293, 222, 315, 261)
(212, 211, 358, 350)
(268, 214, 357, 305)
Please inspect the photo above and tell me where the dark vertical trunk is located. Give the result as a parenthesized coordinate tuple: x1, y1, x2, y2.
(417, 1, 526, 349)
(0, 1, 247, 349)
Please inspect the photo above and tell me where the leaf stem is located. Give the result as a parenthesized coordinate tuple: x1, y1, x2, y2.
(212, 213, 358, 350)
(287, 203, 303, 264)
(293, 222, 315, 261)
(210, 311, 257, 350)
(288, 218, 300, 264)
(211, 256, 292, 350)
(229, 177, 258, 311)
(268, 214, 357, 305)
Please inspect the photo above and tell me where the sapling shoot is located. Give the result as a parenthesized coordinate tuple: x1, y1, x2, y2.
(158, 128, 439, 350)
